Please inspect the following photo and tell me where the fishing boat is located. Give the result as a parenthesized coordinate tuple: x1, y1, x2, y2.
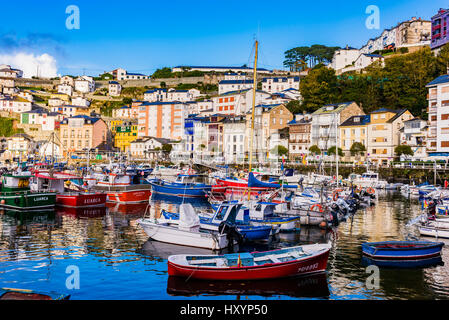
(137, 203, 241, 250)
(148, 174, 213, 198)
(419, 225, 449, 239)
(31, 172, 107, 208)
(161, 202, 274, 241)
(352, 171, 388, 189)
(0, 288, 70, 300)
(93, 171, 152, 203)
(361, 241, 444, 259)
(167, 243, 331, 280)
(0, 171, 56, 211)
(211, 201, 300, 232)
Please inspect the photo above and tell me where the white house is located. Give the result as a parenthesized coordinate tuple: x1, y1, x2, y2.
(60, 76, 75, 86)
(71, 96, 91, 107)
(261, 77, 300, 94)
(21, 108, 62, 131)
(108, 81, 122, 97)
(218, 79, 254, 95)
(58, 84, 73, 96)
(340, 54, 385, 74)
(330, 46, 361, 73)
(211, 89, 271, 115)
(143, 88, 200, 102)
(0, 96, 32, 113)
(74, 76, 95, 93)
(130, 136, 175, 159)
(222, 115, 247, 164)
(400, 118, 428, 159)
(0, 65, 23, 78)
(111, 68, 150, 80)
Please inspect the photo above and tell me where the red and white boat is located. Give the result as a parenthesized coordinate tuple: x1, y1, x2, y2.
(92, 172, 152, 203)
(167, 243, 330, 280)
(31, 172, 107, 208)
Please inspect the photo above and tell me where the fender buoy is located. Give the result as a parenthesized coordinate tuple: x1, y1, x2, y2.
(367, 187, 375, 195)
(333, 191, 339, 201)
(311, 204, 323, 213)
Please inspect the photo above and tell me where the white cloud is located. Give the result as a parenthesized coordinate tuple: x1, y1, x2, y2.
(0, 52, 58, 78)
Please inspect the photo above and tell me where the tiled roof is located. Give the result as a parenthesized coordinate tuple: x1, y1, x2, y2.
(312, 102, 356, 115)
(427, 75, 449, 87)
(340, 115, 370, 127)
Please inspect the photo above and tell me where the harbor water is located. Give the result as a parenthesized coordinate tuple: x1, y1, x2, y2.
(1, 191, 449, 300)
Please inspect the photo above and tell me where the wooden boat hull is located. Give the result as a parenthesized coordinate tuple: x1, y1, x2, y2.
(56, 193, 107, 208)
(167, 247, 330, 280)
(362, 241, 444, 259)
(0, 192, 56, 211)
(361, 255, 443, 269)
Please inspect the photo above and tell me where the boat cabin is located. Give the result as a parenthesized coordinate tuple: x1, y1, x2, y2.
(210, 202, 243, 225)
(359, 172, 379, 181)
(1, 172, 32, 192)
(174, 174, 211, 185)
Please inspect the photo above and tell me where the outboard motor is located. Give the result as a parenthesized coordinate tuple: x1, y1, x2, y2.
(219, 221, 244, 249)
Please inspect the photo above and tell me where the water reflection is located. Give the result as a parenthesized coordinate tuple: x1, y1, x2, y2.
(0, 192, 448, 299)
(166, 273, 330, 299)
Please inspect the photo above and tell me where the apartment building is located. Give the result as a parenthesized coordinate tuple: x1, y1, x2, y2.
(6, 133, 36, 158)
(245, 104, 293, 163)
(111, 68, 150, 80)
(330, 46, 360, 73)
(223, 115, 247, 164)
(60, 76, 75, 86)
(339, 114, 371, 162)
(426, 74, 449, 155)
(311, 102, 364, 153)
(110, 120, 138, 152)
(431, 9, 449, 53)
(59, 115, 108, 155)
(211, 89, 271, 115)
(143, 88, 200, 102)
(366, 109, 413, 165)
(137, 101, 186, 140)
(288, 113, 312, 161)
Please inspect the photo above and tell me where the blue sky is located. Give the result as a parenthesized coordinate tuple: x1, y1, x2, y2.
(0, 0, 446, 76)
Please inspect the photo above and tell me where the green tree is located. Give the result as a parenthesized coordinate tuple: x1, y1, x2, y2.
(271, 145, 288, 157)
(152, 67, 173, 79)
(309, 145, 321, 155)
(395, 145, 414, 157)
(350, 142, 366, 157)
(327, 146, 344, 157)
(299, 65, 339, 111)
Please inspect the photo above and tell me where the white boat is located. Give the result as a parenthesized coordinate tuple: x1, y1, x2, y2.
(352, 172, 388, 189)
(419, 224, 449, 239)
(137, 204, 230, 250)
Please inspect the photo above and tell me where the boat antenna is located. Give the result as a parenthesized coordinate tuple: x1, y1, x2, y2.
(248, 39, 258, 201)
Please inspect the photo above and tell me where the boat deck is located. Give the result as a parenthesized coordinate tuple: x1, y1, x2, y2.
(184, 247, 309, 267)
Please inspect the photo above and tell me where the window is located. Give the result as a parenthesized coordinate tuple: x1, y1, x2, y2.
(442, 114, 449, 120)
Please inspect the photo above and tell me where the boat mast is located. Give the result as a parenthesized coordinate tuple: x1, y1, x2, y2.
(248, 40, 258, 201)
(335, 114, 339, 187)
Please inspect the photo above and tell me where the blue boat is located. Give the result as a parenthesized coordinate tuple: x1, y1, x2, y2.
(248, 172, 297, 189)
(0, 287, 70, 300)
(161, 202, 273, 241)
(362, 241, 444, 260)
(211, 201, 300, 232)
(148, 174, 212, 198)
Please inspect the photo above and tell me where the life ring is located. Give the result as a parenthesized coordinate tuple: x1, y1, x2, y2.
(311, 204, 323, 213)
(333, 191, 339, 201)
(366, 187, 375, 194)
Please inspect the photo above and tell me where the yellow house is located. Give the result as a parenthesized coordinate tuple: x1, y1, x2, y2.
(339, 114, 370, 163)
(111, 120, 138, 152)
(367, 108, 413, 165)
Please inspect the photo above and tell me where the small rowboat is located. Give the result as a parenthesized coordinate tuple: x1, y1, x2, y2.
(419, 225, 449, 239)
(0, 288, 70, 300)
(167, 243, 330, 281)
(361, 241, 444, 260)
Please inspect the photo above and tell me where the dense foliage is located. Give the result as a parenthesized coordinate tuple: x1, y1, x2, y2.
(297, 45, 449, 117)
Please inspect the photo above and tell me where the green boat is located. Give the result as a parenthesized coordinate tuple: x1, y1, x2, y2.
(0, 172, 56, 211)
